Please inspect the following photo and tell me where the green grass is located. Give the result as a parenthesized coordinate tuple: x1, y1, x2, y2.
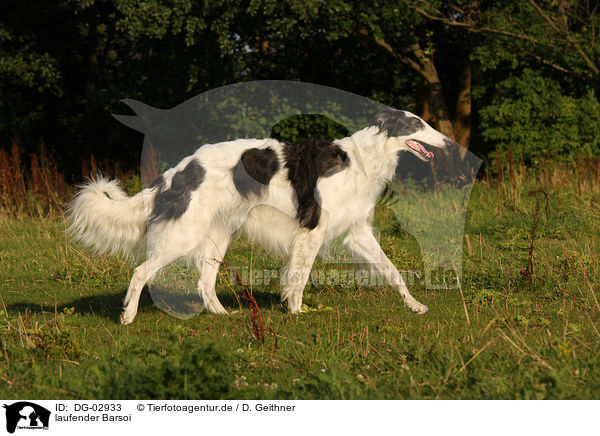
(1, 174, 599, 399)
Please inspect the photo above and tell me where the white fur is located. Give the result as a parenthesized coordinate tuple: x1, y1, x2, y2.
(66, 111, 453, 324)
(66, 177, 153, 260)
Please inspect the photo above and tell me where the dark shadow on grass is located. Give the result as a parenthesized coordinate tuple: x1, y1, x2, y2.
(5, 289, 144, 323)
(5, 287, 282, 324)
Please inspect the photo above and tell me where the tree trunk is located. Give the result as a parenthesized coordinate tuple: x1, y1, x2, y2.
(407, 43, 456, 141)
(416, 85, 435, 124)
(403, 43, 459, 178)
(454, 61, 471, 161)
(372, 37, 463, 177)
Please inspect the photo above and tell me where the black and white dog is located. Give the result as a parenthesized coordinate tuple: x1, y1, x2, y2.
(67, 107, 456, 324)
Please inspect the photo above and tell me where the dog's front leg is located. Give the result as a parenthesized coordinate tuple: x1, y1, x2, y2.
(281, 228, 325, 313)
(196, 218, 231, 314)
(344, 222, 429, 314)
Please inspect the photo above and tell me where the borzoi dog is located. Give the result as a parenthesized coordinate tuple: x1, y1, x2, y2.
(67, 107, 456, 324)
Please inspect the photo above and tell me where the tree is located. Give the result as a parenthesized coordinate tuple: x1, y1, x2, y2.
(0, 0, 63, 145)
(408, 0, 600, 81)
(2, 0, 598, 175)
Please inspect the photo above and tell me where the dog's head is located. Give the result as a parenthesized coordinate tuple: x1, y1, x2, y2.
(374, 107, 457, 161)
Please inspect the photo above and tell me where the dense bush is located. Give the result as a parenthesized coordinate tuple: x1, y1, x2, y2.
(479, 69, 600, 163)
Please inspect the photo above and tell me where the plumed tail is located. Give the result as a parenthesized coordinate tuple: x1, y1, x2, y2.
(66, 177, 153, 260)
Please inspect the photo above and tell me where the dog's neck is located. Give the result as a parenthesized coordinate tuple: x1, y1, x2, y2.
(344, 126, 401, 185)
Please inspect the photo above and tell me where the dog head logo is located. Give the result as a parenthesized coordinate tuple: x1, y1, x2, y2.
(3, 402, 50, 433)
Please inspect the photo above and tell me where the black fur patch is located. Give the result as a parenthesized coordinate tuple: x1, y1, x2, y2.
(149, 159, 205, 224)
(149, 174, 164, 189)
(374, 107, 424, 137)
(283, 138, 349, 230)
(233, 147, 280, 198)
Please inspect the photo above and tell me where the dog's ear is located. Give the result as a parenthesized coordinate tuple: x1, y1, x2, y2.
(373, 107, 400, 136)
(374, 107, 423, 137)
(320, 148, 349, 177)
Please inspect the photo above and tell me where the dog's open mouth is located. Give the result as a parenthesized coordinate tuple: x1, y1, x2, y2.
(406, 140, 434, 160)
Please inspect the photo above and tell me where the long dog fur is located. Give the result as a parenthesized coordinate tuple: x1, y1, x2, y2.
(67, 107, 456, 324)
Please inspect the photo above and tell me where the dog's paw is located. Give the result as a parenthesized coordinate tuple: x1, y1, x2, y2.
(288, 304, 304, 314)
(405, 301, 429, 315)
(208, 306, 229, 315)
(207, 305, 228, 315)
(120, 310, 136, 325)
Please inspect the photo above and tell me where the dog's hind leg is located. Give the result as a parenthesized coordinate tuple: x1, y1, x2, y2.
(121, 256, 169, 325)
(121, 223, 207, 324)
(195, 218, 231, 314)
(344, 222, 428, 314)
(281, 227, 326, 313)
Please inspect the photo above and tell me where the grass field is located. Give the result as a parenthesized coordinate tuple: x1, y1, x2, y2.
(1, 170, 599, 399)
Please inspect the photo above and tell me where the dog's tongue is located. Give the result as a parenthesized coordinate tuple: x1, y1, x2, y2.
(407, 140, 434, 158)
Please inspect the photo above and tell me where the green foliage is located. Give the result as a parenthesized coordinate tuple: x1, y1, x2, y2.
(94, 340, 239, 399)
(274, 369, 368, 400)
(479, 69, 600, 163)
(2, 0, 600, 169)
(270, 114, 349, 143)
(0, 14, 62, 135)
(470, 0, 600, 80)
(32, 329, 82, 361)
